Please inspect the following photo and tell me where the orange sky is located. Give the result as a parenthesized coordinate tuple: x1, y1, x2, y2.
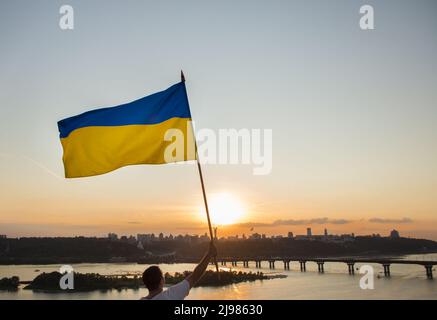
(1, 2, 437, 241)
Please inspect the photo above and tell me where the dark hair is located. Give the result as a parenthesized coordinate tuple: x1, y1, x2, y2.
(142, 266, 163, 291)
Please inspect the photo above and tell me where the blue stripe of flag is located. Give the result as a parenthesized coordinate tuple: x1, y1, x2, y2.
(58, 82, 191, 138)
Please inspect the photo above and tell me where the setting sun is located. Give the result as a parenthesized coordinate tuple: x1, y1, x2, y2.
(202, 193, 245, 226)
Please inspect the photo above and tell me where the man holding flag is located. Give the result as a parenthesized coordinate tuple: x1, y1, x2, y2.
(141, 242, 217, 300)
(57, 72, 221, 285)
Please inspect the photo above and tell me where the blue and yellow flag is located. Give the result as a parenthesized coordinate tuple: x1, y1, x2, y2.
(58, 81, 196, 178)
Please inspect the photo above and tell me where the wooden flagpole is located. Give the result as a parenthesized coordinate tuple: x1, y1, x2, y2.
(181, 70, 220, 277)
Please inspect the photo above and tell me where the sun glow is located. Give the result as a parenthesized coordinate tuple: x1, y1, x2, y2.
(201, 192, 245, 226)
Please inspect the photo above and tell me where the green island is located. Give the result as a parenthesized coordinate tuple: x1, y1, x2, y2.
(22, 270, 284, 292)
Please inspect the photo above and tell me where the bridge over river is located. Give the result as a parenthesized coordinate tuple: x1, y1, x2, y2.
(216, 257, 436, 279)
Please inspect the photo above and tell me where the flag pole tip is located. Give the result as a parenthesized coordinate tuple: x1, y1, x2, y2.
(181, 70, 185, 82)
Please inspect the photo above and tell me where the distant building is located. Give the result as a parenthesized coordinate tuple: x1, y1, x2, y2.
(182, 234, 193, 244)
(108, 233, 118, 240)
(137, 241, 144, 250)
(295, 235, 309, 240)
(0, 235, 6, 239)
(306, 228, 312, 237)
(137, 234, 153, 242)
(324, 228, 328, 236)
(390, 229, 400, 238)
(190, 235, 200, 243)
(339, 234, 355, 242)
(249, 233, 261, 240)
(199, 233, 209, 242)
(137, 234, 145, 241)
(288, 232, 294, 238)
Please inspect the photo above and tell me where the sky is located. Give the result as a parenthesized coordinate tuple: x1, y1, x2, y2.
(1, 0, 437, 239)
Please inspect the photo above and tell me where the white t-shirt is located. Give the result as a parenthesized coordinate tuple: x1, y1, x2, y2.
(141, 280, 191, 300)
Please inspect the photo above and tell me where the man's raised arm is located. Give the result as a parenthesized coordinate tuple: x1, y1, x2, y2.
(186, 242, 218, 288)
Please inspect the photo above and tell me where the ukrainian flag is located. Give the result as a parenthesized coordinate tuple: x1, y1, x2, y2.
(58, 81, 196, 178)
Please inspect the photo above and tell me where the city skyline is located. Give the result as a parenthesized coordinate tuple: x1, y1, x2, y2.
(0, 226, 403, 246)
(0, 224, 409, 241)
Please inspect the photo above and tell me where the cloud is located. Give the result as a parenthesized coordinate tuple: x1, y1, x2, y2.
(127, 221, 141, 224)
(368, 217, 413, 224)
(236, 217, 415, 228)
(236, 217, 352, 228)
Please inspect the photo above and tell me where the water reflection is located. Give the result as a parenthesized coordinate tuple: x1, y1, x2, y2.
(0, 254, 436, 300)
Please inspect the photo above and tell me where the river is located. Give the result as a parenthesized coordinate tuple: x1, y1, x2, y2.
(1, 253, 436, 299)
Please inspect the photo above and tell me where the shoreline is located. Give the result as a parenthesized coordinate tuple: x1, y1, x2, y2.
(1, 270, 283, 292)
